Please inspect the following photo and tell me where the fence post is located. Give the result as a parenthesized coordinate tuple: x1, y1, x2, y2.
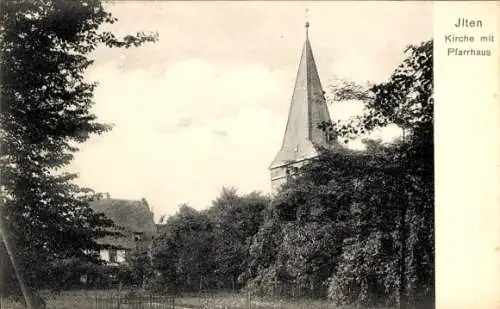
(247, 289, 251, 309)
(117, 284, 121, 309)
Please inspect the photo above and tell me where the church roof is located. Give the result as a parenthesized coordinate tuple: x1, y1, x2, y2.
(270, 25, 334, 170)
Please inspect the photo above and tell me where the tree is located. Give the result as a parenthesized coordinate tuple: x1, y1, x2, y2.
(208, 188, 269, 289)
(153, 204, 214, 292)
(326, 40, 433, 309)
(152, 190, 269, 292)
(322, 148, 405, 308)
(128, 249, 154, 288)
(0, 0, 157, 298)
(244, 146, 403, 299)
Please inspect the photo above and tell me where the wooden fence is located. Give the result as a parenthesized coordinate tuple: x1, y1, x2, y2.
(94, 295, 175, 309)
(250, 281, 327, 299)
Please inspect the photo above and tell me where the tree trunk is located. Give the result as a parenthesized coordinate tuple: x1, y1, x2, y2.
(0, 242, 4, 309)
(0, 207, 43, 309)
(399, 202, 408, 309)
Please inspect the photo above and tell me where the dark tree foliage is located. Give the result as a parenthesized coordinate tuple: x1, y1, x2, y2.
(153, 204, 215, 292)
(0, 0, 157, 291)
(244, 148, 399, 300)
(209, 188, 269, 290)
(152, 190, 269, 293)
(326, 40, 434, 309)
(128, 249, 154, 289)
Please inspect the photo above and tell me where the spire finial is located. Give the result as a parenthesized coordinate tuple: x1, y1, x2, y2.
(304, 8, 310, 39)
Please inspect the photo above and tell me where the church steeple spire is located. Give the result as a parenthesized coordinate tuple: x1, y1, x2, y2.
(269, 23, 336, 192)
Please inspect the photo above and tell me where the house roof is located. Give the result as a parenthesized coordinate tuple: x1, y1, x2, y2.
(90, 198, 157, 250)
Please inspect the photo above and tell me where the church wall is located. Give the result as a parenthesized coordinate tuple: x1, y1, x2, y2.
(270, 160, 310, 194)
(270, 166, 287, 180)
(271, 176, 287, 194)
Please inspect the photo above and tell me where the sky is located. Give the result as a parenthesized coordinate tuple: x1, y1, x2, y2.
(68, 1, 433, 220)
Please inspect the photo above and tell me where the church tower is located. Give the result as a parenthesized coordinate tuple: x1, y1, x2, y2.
(270, 23, 337, 193)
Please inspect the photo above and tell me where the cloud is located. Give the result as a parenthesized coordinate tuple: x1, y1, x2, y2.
(211, 130, 228, 137)
(157, 117, 200, 134)
(86, 58, 289, 132)
(74, 58, 289, 216)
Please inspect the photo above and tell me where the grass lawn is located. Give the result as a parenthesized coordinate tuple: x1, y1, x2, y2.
(172, 292, 334, 309)
(1, 290, 395, 309)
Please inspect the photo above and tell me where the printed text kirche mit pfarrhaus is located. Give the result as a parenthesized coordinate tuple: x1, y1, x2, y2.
(445, 18, 494, 56)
